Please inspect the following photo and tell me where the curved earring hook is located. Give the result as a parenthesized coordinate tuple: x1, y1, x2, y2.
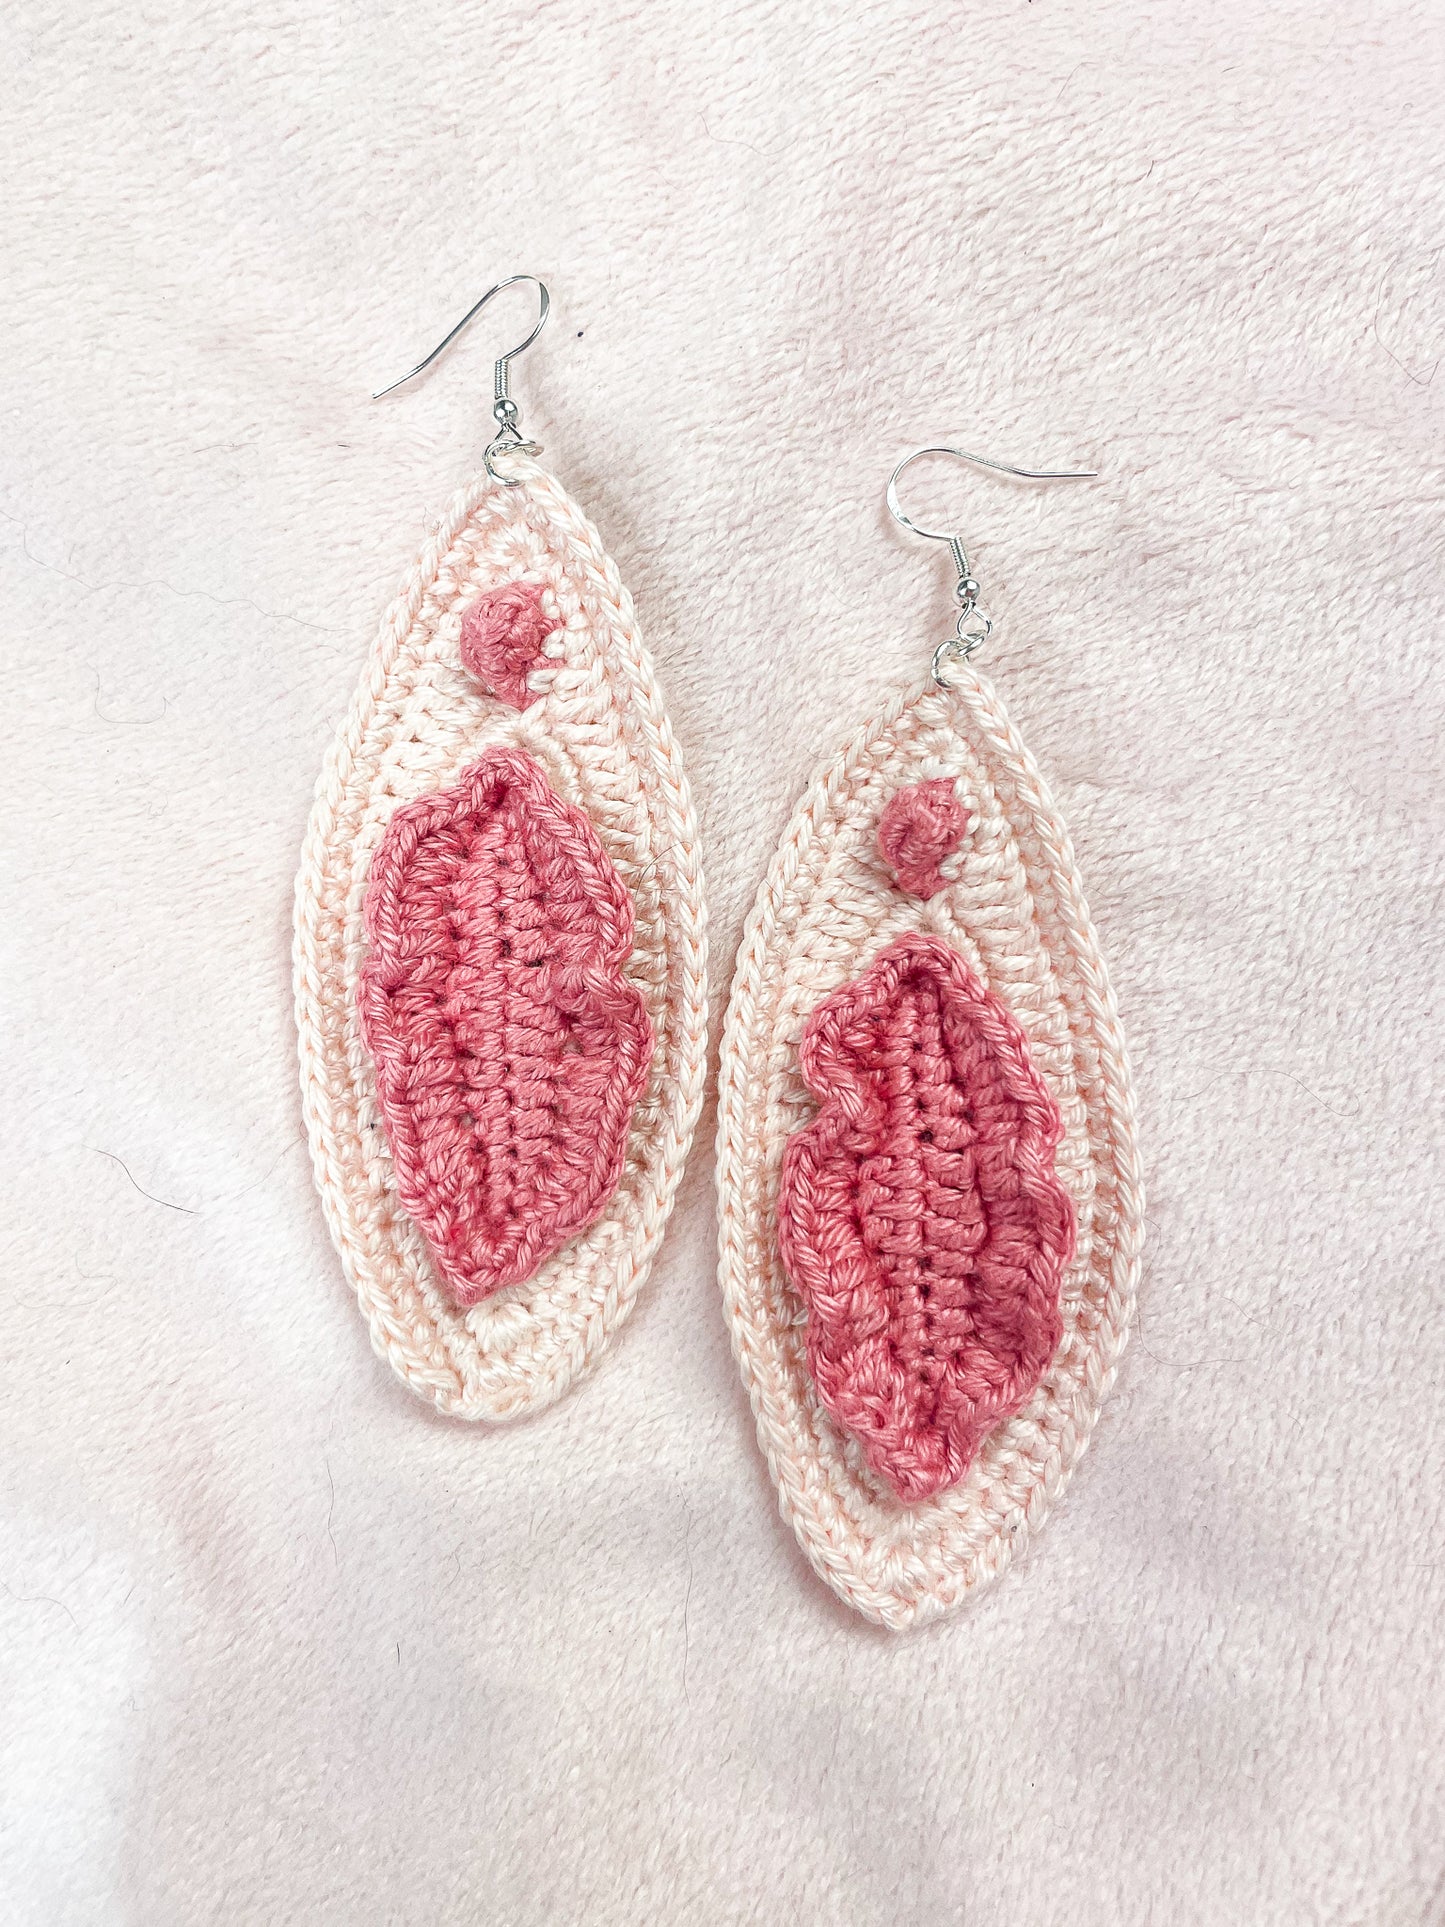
(885, 445, 1096, 547)
(373, 274, 551, 486)
(372, 274, 551, 399)
(885, 444, 1097, 681)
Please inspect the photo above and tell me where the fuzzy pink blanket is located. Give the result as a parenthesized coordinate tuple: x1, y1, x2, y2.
(2, 0, 1441, 1918)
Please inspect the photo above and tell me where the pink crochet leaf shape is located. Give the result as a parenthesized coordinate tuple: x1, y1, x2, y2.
(458, 578, 555, 708)
(778, 933, 1074, 1503)
(877, 778, 969, 898)
(358, 746, 653, 1306)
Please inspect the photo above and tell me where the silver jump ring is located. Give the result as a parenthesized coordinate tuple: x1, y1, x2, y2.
(483, 431, 542, 486)
(931, 613, 994, 685)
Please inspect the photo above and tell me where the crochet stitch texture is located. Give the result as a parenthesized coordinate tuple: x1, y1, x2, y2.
(459, 579, 554, 708)
(358, 746, 653, 1306)
(294, 460, 707, 1420)
(715, 665, 1142, 1627)
(778, 933, 1073, 1503)
(877, 778, 969, 898)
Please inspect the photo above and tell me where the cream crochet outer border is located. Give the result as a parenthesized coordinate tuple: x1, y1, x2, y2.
(715, 665, 1143, 1629)
(294, 461, 708, 1419)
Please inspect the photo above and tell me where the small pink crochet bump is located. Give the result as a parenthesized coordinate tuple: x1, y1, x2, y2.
(778, 933, 1074, 1504)
(877, 779, 969, 898)
(458, 579, 555, 708)
(358, 746, 652, 1306)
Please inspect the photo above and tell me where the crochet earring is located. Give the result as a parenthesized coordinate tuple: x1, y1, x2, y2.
(294, 276, 707, 1420)
(716, 445, 1143, 1628)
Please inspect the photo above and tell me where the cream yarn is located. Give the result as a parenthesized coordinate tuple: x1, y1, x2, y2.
(294, 460, 708, 1419)
(715, 664, 1143, 1629)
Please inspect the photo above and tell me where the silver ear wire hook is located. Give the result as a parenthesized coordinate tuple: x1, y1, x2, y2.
(373, 274, 551, 486)
(886, 445, 1097, 682)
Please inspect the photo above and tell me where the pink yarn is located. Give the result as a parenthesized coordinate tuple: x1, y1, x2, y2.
(777, 934, 1074, 1504)
(877, 779, 969, 898)
(358, 746, 653, 1305)
(458, 579, 554, 708)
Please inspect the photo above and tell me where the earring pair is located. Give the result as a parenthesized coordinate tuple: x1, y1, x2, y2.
(293, 277, 1143, 1629)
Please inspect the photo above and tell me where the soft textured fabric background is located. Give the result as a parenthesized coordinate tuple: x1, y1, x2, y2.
(2, 2, 1442, 1921)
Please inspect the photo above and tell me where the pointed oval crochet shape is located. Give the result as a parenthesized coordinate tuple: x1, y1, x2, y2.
(295, 460, 707, 1420)
(716, 666, 1143, 1629)
(358, 746, 654, 1307)
(778, 933, 1074, 1504)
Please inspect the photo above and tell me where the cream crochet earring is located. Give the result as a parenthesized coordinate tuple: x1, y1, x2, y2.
(294, 277, 707, 1421)
(715, 445, 1143, 1629)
